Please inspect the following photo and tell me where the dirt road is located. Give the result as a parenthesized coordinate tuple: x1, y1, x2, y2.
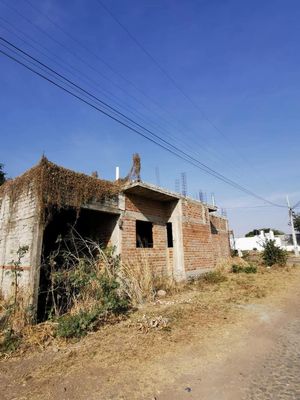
(158, 286, 300, 399)
(1, 268, 300, 400)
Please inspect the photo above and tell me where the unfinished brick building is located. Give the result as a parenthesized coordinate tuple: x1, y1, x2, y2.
(0, 158, 230, 317)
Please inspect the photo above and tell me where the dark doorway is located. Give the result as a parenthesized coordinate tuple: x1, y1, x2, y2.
(37, 207, 118, 322)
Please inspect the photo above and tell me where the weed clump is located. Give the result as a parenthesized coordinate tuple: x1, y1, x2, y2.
(262, 240, 288, 266)
(0, 328, 21, 353)
(232, 264, 257, 274)
(202, 270, 227, 284)
(39, 230, 130, 337)
(57, 308, 104, 338)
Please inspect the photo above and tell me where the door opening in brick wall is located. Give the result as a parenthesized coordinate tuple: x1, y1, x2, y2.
(37, 207, 118, 322)
(166, 222, 173, 248)
(136, 220, 153, 248)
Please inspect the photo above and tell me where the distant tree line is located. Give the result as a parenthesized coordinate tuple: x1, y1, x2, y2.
(245, 228, 284, 237)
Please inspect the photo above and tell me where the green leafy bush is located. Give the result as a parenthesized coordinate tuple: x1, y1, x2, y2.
(243, 265, 257, 274)
(231, 264, 244, 273)
(57, 308, 103, 338)
(262, 240, 288, 266)
(231, 264, 257, 274)
(98, 274, 129, 313)
(202, 270, 227, 284)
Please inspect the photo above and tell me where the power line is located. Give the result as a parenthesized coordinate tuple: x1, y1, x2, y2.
(0, 5, 246, 181)
(292, 200, 300, 210)
(95, 0, 275, 188)
(0, 38, 286, 208)
(0, 39, 285, 207)
(224, 205, 281, 210)
(1, 0, 262, 186)
(1, 36, 236, 173)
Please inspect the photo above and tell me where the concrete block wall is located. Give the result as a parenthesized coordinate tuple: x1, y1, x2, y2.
(0, 188, 42, 302)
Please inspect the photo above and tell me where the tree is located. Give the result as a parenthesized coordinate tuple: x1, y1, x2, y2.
(0, 163, 6, 185)
(245, 228, 284, 237)
(262, 240, 288, 267)
(293, 213, 300, 232)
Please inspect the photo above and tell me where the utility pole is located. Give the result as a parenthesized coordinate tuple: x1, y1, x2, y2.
(286, 195, 299, 257)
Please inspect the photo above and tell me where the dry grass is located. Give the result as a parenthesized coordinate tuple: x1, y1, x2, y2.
(119, 253, 155, 305)
(1, 263, 298, 361)
(118, 252, 181, 305)
(1, 265, 299, 400)
(215, 256, 250, 273)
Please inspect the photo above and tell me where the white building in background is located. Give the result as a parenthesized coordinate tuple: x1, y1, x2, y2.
(232, 230, 300, 253)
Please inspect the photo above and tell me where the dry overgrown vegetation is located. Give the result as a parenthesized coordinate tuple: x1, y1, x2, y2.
(1, 243, 296, 360)
(0, 157, 123, 219)
(1, 262, 298, 400)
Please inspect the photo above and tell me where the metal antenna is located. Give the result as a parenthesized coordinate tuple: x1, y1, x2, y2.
(175, 178, 180, 193)
(181, 172, 187, 197)
(211, 192, 215, 206)
(199, 190, 204, 202)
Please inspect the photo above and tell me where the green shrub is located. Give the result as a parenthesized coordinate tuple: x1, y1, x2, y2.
(56, 308, 103, 338)
(231, 264, 244, 273)
(202, 270, 227, 284)
(98, 274, 129, 313)
(243, 265, 257, 274)
(232, 264, 257, 274)
(262, 240, 288, 266)
(0, 328, 21, 354)
(56, 274, 130, 338)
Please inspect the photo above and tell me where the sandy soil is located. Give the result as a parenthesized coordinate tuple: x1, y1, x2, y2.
(1, 266, 300, 400)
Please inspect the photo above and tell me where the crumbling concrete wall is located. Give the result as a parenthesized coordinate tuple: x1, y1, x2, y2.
(0, 187, 42, 305)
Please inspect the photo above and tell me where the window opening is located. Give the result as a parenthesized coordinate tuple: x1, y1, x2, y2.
(166, 222, 173, 248)
(136, 220, 153, 248)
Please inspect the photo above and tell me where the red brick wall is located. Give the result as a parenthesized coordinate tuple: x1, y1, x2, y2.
(182, 202, 230, 272)
(125, 194, 174, 219)
(121, 195, 172, 275)
(182, 201, 215, 271)
(121, 194, 230, 277)
(210, 214, 230, 261)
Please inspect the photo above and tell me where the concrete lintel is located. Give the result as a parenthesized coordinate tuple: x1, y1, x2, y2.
(124, 210, 167, 224)
(83, 203, 121, 215)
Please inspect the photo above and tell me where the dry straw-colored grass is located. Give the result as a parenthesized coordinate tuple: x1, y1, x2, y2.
(119, 253, 156, 305)
(215, 256, 250, 273)
(118, 252, 181, 305)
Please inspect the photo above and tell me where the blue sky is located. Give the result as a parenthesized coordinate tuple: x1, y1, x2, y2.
(0, 0, 299, 236)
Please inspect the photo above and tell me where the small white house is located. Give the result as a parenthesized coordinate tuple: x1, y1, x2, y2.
(232, 230, 300, 253)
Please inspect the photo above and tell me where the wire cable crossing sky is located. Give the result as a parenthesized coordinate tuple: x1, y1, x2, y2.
(0, 36, 287, 209)
(0, 0, 299, 235)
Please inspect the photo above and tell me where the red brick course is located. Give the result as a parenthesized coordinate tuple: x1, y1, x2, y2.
(121, 195, 172, 275)
(121, 194, 230, 277)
